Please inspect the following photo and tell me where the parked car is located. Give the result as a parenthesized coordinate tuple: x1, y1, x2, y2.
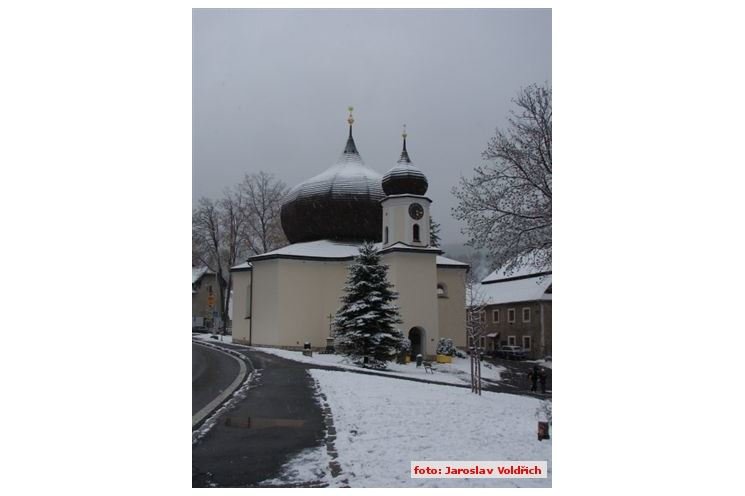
(496, 345, 528, 360)
(192, 325, 209, 334)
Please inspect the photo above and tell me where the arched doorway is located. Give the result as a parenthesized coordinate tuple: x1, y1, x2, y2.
(408, 327, 426, 359)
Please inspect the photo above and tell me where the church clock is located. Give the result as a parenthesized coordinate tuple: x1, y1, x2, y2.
(408, 203, 424, 220)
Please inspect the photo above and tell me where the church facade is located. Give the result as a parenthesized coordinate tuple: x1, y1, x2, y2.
(231, 111, 468, 358)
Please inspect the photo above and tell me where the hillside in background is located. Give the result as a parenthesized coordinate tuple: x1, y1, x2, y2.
(439, 243, 492, 282)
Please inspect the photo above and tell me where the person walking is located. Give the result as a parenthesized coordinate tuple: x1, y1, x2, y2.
(539, 368, 548, 394)
(528, 365, 539, 392)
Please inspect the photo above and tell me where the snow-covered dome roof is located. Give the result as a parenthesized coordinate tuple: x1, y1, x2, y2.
(280, 118, 384, 244)
(382, 131, 428, 196)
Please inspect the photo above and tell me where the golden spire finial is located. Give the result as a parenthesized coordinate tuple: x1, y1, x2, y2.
(347, 106, 354, 126)
(402, 123, 407, 139)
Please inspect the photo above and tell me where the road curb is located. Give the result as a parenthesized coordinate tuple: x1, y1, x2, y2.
(192, 341, 250, 428)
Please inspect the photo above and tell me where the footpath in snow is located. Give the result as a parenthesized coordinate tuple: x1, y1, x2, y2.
(266, 369, 552, 488)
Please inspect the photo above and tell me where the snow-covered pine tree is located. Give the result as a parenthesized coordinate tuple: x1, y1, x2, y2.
(334, 242, 407, 369)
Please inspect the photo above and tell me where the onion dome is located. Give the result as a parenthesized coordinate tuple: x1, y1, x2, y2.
(382, 125, 428, 196)
(280, 108, 384, 244)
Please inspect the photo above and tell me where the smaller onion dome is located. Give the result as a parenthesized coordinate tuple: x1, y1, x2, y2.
(382, 126, 428, 196)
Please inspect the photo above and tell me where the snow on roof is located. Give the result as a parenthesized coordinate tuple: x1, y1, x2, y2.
(192, 266, 214, 284)
(251, 240, 366, 260)
(230, 261, 253, 271)
(283, 132, 384, 204)
(475, 274, 552, 306)
(245, 240, 468, 268)
(481, 250, 551, 283)
(436, 255, 469, 267)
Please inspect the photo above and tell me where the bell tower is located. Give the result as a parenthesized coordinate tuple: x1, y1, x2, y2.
(381, 126, 431, 248)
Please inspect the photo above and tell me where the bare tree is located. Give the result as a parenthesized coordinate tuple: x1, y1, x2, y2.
(192, 171, 289, 329)
(453, 83, 551, 275)
(192, 197, 231, 328)
(465, 269, 488, 395)
(240, 171, 288, 254)
(217, 186, 251, 327)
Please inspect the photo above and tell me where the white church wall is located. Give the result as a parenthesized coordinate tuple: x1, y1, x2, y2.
(247, 259, 281, 346)
(274, 258, 350, 349)
(231, 269, 251, 343)
(383, 251, 440, 357)
(436, 267, 468, 348)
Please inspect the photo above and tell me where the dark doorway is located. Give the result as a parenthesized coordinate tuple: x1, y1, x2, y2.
(408, 327, 424, 358)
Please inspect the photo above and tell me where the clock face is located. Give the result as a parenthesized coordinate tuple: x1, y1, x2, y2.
(409, 203, 424, 220)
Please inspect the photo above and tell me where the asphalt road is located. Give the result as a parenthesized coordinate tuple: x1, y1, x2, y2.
(192, 343, 241, 415)
(482, 356, 552, 398)
(192, 346, 325, 488)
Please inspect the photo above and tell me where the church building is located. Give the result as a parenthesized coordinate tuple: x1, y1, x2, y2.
(230, 110, 469, 358)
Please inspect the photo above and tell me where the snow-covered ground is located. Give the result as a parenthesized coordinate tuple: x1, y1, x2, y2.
(193, 334, 504, 385)
(193, 333, 233, 344)
(267, 370, 551, 488)
(247, 346, 505, 386)
(527, 359, 552, 369)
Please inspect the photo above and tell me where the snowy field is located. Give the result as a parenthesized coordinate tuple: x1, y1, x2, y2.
(266, 370, 552, 488)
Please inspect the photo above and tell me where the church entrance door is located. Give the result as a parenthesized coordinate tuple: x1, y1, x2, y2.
(408, 327, 425, 359)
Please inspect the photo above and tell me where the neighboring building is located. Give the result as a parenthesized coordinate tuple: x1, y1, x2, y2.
(476, 264, 552, 360)
(192, 266, 217, 327)
(231, 113, 469, 358)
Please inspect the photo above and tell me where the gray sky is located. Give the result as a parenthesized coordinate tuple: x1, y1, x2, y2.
(193, 9, 551, 245)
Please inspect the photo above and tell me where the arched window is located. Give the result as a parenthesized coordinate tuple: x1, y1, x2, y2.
(437, 283, 448, 298)
(413, 224, 420, 242)
(384, 226, 389, 244)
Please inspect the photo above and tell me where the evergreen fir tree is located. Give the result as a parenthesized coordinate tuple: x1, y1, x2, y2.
(430, 217, 441, 247)
(334, 242, 407, 369)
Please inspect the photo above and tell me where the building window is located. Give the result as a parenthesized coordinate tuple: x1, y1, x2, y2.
(384, 226, 389, 244)
(437, 283, 447, 298)
(492, 309, 499, 323)
(508, 336, 516, 346)
(479, 337, 485, 348)
(480, 311, 486, 323)
(522, 336, 532, 350)
(413, 224, 420, 242)
(508, 308, 515, 323)
(522, 307, 531, 323)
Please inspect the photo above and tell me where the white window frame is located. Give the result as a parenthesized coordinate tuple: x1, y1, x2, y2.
(507, 335, 516, 346)
(522, 335, 532, 350)
(522, 307, 531, 323)
(508, 308, 516, 324)
(492, 309, 499, 323)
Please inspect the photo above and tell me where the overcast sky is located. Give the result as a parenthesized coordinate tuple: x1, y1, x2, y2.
(193, 9, 551, 245)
